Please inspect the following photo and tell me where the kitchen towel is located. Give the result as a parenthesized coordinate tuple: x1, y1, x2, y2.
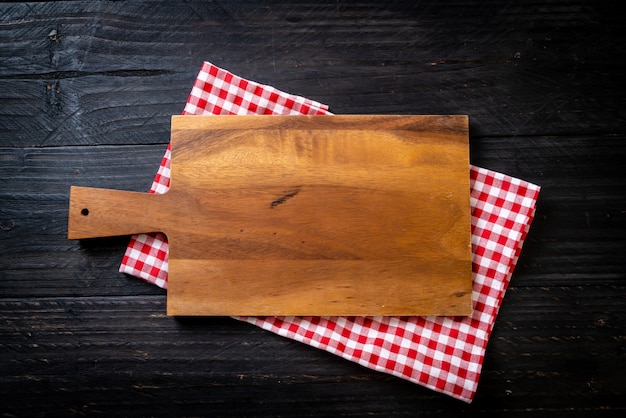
(120, 61, 540, 402)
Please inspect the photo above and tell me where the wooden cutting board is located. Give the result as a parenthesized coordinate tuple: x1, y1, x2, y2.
(68, 115, 472, 317)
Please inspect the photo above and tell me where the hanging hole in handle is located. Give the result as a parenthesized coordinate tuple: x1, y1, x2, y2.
(81, 208, 89, 216)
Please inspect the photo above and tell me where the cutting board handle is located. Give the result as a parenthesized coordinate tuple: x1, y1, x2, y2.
(68, 186, 166, 239)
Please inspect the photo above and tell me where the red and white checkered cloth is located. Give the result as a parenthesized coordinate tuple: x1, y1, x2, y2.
(120, 61, 540, 403)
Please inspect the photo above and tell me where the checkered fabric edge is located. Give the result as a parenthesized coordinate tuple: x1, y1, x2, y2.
(119, 61, 541, 403)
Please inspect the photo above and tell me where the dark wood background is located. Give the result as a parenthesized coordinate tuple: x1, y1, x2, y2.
(1, 1, 625, 416)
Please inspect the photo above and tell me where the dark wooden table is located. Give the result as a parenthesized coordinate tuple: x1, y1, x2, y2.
(1, 1, 625, 416)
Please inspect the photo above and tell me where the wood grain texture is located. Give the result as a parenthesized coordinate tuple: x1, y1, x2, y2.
(1, 1, 625, 416)
(68, 115, 472, 316)
(1, 1, 624, 147)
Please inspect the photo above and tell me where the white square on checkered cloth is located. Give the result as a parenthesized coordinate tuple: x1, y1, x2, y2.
(120, 61, 540, 403)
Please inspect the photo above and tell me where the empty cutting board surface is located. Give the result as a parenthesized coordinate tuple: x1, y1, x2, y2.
(68, 115, 472, 316)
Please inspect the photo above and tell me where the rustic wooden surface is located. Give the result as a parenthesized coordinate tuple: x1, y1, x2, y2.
(1, 0, 625, 416)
